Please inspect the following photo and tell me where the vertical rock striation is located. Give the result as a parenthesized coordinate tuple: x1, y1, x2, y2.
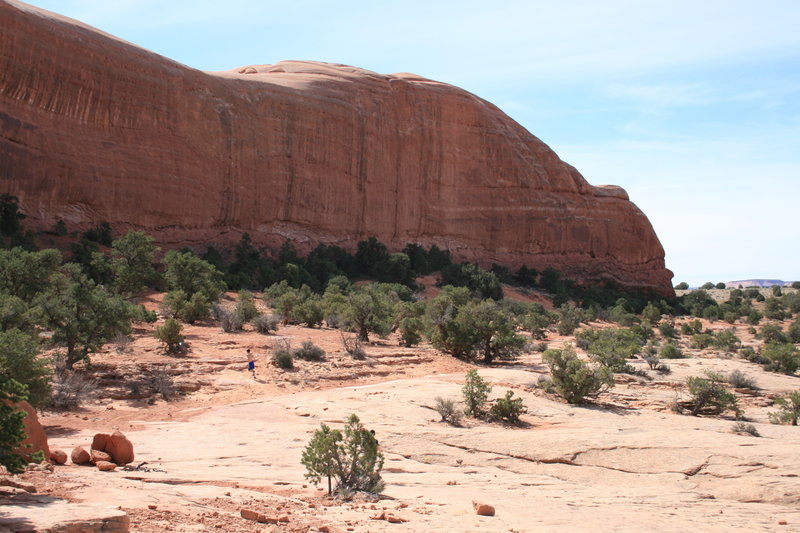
(0, 0, 673, 294)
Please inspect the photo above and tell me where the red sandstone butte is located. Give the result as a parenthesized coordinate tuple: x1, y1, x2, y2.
(0, 0, 673, 294)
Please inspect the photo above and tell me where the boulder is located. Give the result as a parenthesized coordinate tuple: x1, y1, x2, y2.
(91, 431, 134, 465)
(96, 461, 117, 472)
(90, 450, 112, 464)
(472, 501, 495, 516)
(71, 446, 91, 465)
(9, 401, 49, 462)
(0, 1, 674, 295)
(49, 448, 67, 465)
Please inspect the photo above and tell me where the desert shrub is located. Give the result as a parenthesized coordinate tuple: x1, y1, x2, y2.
(732, 422, 760, 436)
(761, 343, 799, 375)
(252, 313, 279, 334)
(533, 341, 549, 353)
(154, 318, 185, 354)
(758, 324, 787, 344)
(0, 375, 31, 473)
(235, 290, 260, 322)
(769, 391, 800, 425)
(163, 250, 225, 303)
(147, 369, 178, 401)
(577, 328, 640, 372)
(690, 333, 714, 349)
(787, 320, 800, 343)
(681, 319, 703, 336)
(220, 308, 244, 332)
(658, 321, 678, 339)
(439, 262, 503, 300)
(702, 306, 720, 322)
(521, 305, 555, 339)
(746, 309, 763, 325)
(642, 302, 661, 323)
(344, 285, 395, 342)
(723, 311, 738, 324)
(434, 397, 462, 426)
(713, 330, 740, 353)
(659, 342, 683, 359)
(642, 350, 660, 370)
(463, 370, 491, 418)
(294, 341, 326, 361)
(49, 362, 97, 409)
(738, 346, 769, 365)
(161, 290, 210, 324)
(701, 282, 715, 290)
(727, 370, 758, 390)
(272, 343, 294, 370)
(341, 333, 366, 360)
(301, 414, 384, 495)
(685, 373, 739, 416)
(488, 390, 527, 423)
(764, 297, 786, 320)
(609, 304, 638, 327)
(398, 316, 423, 347)
(556, 303, 584, 335)
(543, 345, 613, 404)
(0, 329, 51, 408)
(715, 282, 726, 290)
(674, 282, 689, 290)
(110, 230, 160, 296)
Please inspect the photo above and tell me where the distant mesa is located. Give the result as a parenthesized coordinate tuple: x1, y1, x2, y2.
(0, 0, 673, 295)
(726, 280, 795, 288)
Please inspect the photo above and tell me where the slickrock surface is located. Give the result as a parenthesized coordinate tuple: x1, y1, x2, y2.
(0, 0, 672, 294)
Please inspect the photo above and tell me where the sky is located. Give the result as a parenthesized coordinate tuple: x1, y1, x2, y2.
(24, 0, 800, 286)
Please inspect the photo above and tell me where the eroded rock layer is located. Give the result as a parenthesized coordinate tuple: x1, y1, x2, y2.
(0, 0, 673, 293)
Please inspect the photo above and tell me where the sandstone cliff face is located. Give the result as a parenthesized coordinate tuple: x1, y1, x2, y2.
(0, 0, 673, 294)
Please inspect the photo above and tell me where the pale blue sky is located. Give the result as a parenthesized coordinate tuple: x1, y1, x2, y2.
(25, 1, 800, 286)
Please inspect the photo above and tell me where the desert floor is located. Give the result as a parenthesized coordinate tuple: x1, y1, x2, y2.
(3, 290, 800, 532)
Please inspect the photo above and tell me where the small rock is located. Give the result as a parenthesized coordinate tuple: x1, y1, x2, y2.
(96, 461, 116, 471)
(71, 446, 91, 465)
(370, 512, 385, 521)
(50, 448, 68, 465)
(240, 509, 261, 522)
(90, 449, 112, 464)
(779, 521, 788, 525)
(473, 501, 495, 516)
(148, 504, 158, 510)
(385, 513, 406, 523)
(318, 526, 332, 533)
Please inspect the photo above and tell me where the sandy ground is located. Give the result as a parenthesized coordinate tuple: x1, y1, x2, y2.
(4, 292, 800, 532)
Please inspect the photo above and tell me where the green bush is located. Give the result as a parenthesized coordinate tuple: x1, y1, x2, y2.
(674, 282, 689, 290)
(769, 391, 800, 425)
(542, 345, 613, 404)
(488, 390, 527, 423)
(658, 321, 678, 339)
(713, 330, 740, 353)
(294, 341, 326, 361)
(154, 318, 184, 354)
(0, 329, 50, 407)
(0, 374, 30, 473)
(690, 333, 714, 349)
(398, 316, 423, 347)
(577, 328, 640, 372)
(235, 290, 260, 322)
(681, 319, 703, 336)
(761, 343, 799, 375)
(660, 342, 684, 359)
(556, 303, 584, 336)
(685, 373, 738, 416)
(220, 308, 244, 332)
(463, 370, 491, 418)
(301, 414, 384, 495)
(758, 324, 787, 344)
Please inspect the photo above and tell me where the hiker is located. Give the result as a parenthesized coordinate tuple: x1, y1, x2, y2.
(247, 348, 256, 379)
